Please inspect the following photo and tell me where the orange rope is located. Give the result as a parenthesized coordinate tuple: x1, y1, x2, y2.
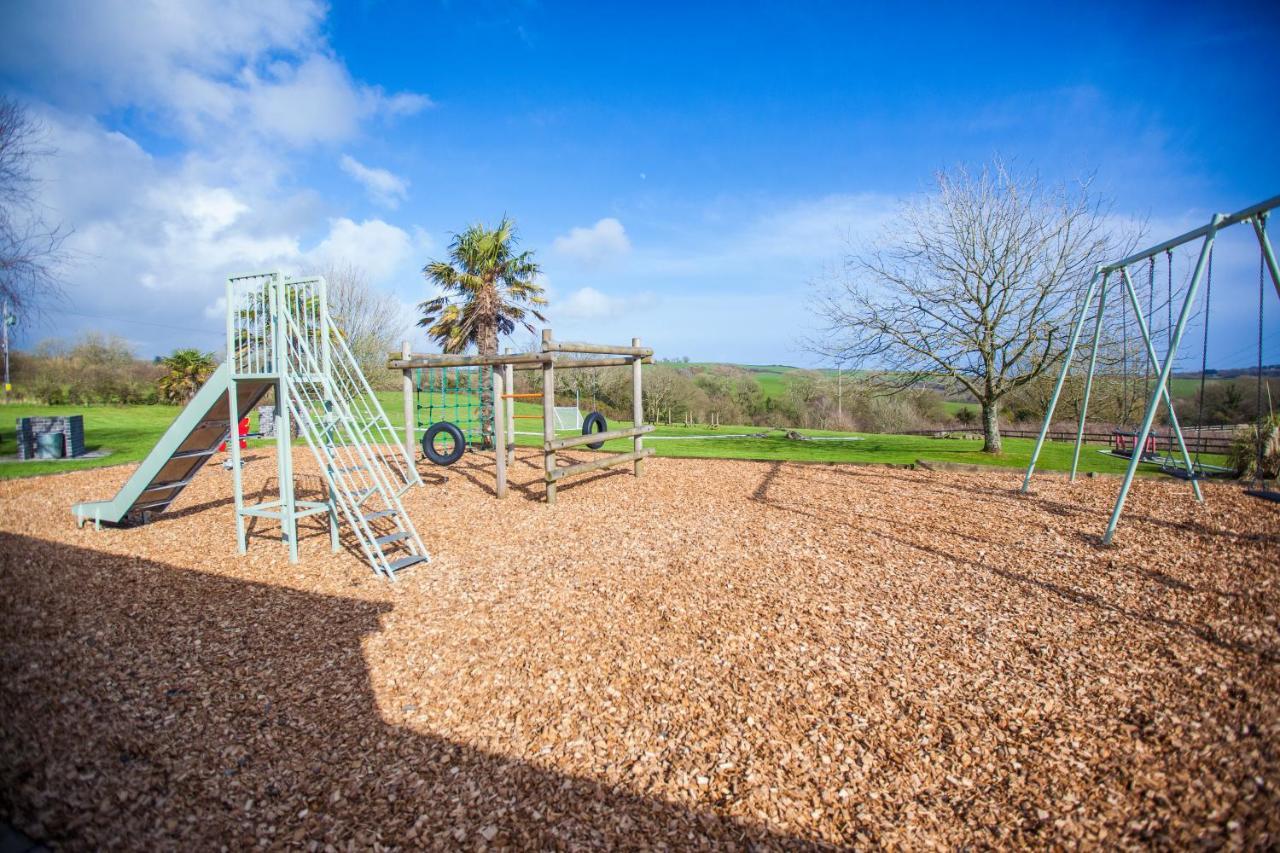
(512, 414, 542, 420)
(500, 393, 542, 399)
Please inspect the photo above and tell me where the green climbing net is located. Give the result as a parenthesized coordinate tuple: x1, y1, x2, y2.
(415, 366, 483, 442)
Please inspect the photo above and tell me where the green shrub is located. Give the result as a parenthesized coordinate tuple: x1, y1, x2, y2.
(1228, 414, 1280, 480)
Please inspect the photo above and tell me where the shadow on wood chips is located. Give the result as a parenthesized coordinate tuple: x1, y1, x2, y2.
(749, 461, 1278, 664)
(0, 533, 828, 849)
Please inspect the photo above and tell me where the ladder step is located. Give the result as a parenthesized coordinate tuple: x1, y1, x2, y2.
(362, 509, 398, 522)
(386, 555, 428, 573)
(345, 488, 376, 502)
(375, 531, 410, 547)
(141, 478, 193, 494)
(130, 500, 172, 512)
(172, 448, 218, 460)
(334, 465, 367, 473)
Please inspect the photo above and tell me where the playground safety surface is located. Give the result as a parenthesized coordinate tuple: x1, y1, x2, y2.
(1, 449, 1277, 848)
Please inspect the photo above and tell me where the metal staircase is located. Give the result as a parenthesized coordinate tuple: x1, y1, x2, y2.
(277, 302, 428, 580)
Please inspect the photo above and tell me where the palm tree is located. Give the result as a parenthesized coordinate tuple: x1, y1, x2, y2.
(158, 348, 217, 404)
(418, 217, 547, 444)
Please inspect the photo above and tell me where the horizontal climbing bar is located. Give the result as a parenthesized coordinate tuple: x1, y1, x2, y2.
(542, 340, 654, 357)
(547, 448, 655, 482)
(510, 356, 654, 371)
(388, 352, 549, 369)
(546, 424, 655, 451)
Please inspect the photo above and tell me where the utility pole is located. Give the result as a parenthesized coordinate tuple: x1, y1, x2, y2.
(2, 300, 14, 399)
(836, 362, 843, 422)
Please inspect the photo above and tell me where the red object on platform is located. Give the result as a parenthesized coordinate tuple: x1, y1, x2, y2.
(1112, 430, 1157, 458)
(220, 417, 250, 452)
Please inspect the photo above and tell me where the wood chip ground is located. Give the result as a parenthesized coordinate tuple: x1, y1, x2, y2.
(1, 449, 1277, 849)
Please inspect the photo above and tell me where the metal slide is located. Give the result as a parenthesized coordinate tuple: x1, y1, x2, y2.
(71, 363, 271, 528)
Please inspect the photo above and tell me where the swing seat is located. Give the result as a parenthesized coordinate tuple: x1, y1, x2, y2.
(1111, 430, 1159, 462)
(1159, 459, 1234, 481)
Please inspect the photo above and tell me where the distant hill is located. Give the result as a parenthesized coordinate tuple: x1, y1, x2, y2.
(667, 360, 1272, 405)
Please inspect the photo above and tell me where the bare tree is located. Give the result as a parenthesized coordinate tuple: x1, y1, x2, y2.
(808, 161, 1119, 452)
(0, 97, 66, 318)
(310, 261, 407, 388)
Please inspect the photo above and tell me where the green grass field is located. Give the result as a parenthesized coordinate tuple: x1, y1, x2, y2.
(685, 362, 1223, 414)
(4, 393, 1223, 482)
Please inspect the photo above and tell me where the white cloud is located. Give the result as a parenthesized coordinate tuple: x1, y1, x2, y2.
(559, 287, 614, 320)
(339, 155, 409, 207)
(552, 218, 632, 267)
(556, 287, 655, 322)
(21, 112, 430, 355)
(638, 194, 897, 279)
(0, 1, 437, 356)
(0, 0, 430, 149)
(308, 218, 415, 283)
(203, 296, 228, 320)
(382, 92, 435, 116)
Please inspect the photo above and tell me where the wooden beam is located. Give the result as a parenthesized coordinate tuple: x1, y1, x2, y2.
(542, 340, 654, 357)
(542, 329, 557, 504)
(632, 336, 645, 477)
(387, 352, 549, 369)
(401, 341, 415, 463)
(503, 354, 515, 468)
(555, 356, 653, 369)
(492, 365, 507, 499)
(509, 356, 652, 371)
(548, 448, 655, 482)
(546, 424, 655, 451)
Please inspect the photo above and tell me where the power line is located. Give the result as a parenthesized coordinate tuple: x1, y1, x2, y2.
(55, 309, 223, 339)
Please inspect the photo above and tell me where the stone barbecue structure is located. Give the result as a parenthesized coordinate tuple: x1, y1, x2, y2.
(16, 415, 86, 460)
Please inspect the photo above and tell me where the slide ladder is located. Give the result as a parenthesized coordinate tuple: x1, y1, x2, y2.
(71, 363, 271, 527)
(319, 319, 418, 496)
(279, 308, 428, 580)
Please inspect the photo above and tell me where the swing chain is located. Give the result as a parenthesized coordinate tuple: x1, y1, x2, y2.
(1193, 245, 1214, 463)
(1255, 215, 1268, 485)
(1120, 275, 1129, 422)
(1145, 255, 1155, 396)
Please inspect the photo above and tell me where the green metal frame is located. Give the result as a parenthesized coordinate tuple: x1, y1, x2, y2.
(1022, 195, 1280, 544)
(73, 271, 428, 580)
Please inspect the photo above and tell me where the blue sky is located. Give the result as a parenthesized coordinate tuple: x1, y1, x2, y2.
(2, 0, 1278, 369)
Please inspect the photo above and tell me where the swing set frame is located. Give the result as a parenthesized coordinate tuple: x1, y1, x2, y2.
(1022, 194, 1280, 544)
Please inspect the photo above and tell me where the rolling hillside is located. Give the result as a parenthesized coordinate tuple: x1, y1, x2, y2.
(680, 360, 1247, 413)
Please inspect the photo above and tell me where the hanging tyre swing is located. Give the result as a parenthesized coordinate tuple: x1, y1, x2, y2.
(422, 421, 466, 466)
(581, 411, 608, 449)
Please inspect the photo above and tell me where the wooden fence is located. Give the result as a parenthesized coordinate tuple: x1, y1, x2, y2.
(910, 425, 1237, 455)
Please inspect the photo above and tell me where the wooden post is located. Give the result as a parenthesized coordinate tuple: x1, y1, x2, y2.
(542, 329, 557, 504)
(493, 365, 507, 499)
(401, 341, 415, 463)
(504, 349, 515, 467)
(632, 336, 644, 477)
